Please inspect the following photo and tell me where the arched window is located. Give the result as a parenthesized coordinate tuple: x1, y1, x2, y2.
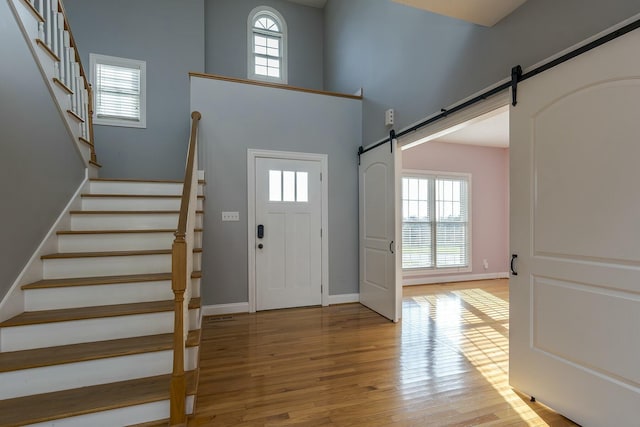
(248, 6, 287, 84)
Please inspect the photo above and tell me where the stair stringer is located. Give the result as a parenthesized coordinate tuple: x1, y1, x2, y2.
(0, 170, 88, 325)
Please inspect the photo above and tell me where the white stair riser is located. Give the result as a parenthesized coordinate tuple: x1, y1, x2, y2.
(24, 281, 172, 311)
(26, 396, 195, 427)
(0, 309, 201, 351)
(192, 277, 201, 298)
(89, 181, 203, 196)
(43, 254, 167, 279)
(70, 213, 203, 231)
(81, 197, 203, 211)
(0, 347, 198, 400)
(58, 231, 203, 252)
(24, 278, 201, 310)
(42, 253, 201, 279)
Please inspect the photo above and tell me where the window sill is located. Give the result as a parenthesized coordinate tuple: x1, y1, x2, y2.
(94, 117, 146, 129)
(403, 265, 472, 276)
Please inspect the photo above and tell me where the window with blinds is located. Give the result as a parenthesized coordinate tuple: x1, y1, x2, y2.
(402, 174, 470, 271)
(89, 54, 146, 128)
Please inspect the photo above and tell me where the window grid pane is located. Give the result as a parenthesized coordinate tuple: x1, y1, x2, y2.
(283, 171, 295, 202)
(269, 170, 282, 202)
(296, 172, 308, 202)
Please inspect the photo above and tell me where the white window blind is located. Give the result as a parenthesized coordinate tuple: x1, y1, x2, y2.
(402, 174, 470, 270)
(90, 54, 146, 128)
(95, 63, 140, 121)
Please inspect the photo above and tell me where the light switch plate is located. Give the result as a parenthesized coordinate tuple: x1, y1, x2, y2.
(221, 212, 240, 221)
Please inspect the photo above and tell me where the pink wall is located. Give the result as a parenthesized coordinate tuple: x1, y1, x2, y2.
(402, 141, 509, 284)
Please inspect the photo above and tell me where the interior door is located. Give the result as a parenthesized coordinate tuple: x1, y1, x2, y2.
(510, 28, 640, 425)
(359, 142, 401, 322)
(255, 157, 322, 310)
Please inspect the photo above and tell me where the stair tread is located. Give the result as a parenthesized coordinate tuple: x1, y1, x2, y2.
(90, 178, 184, 184)
(0, 298, 201, 327)
(82, 194, 205, 199)
(90, 178, 205, 184)
(41, 248, 202, 259)
(69, 210, 204, 214)
(22, 271, 203, 290)
(0, 330, 200, 373)
(127, 419, 170, 427)
(57, 228, 203, 235)
(0, 371, 196, 427)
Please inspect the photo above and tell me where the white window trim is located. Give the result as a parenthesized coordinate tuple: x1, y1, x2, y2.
(89, 53, 147, 129)
(401, 169, 472, 276)
(247, 6, 288, 85)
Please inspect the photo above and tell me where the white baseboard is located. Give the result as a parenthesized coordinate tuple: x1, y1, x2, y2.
(202, 302, 250, 316)
(328, 293, 360, 304)
(403, 272, 509, 286)
(0, 170, 89, 323)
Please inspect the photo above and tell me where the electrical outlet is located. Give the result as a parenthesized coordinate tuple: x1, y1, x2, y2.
(221, 212, 240, 221)
(483, 259, 489, 270)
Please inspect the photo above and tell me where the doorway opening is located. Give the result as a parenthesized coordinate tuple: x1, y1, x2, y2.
(398, 104, 510, 288)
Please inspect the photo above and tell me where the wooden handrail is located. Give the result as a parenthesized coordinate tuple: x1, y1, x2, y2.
(57, 0, 96, 164)
(56, 0, 88, 89)
(176, 111, 202, 237)
(170, 111, 201, 425)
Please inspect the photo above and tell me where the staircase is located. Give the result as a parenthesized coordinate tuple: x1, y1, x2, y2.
(0, 178, 205, 426)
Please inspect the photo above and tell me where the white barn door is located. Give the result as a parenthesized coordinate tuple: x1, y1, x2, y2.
(359, 142, 402, 322)
(510, 28, 640, 425)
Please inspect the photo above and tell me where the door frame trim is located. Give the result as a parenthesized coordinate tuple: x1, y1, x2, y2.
(247, 149, 329, 313)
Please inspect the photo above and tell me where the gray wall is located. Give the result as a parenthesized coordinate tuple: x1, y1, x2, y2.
(191, 77, 361, 304)
(0, 3, 85, 301)
(64, 0, 205, 180)
(324, 0, 640, 144)
(206, 0, 323, 90)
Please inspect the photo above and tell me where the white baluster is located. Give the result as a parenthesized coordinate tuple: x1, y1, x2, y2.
(56, 13, 65, 81)
(44, 0, 52, 47)
(75, 64, 82, 114)
(69, 51, 77, 111)
(63, 31, 71, 88)
(35, 0, 44, 17)
(76, 74, 84, 117)
(50, 0, 58, 56)
(82, 88, 89, 138)
(38, 22, 45, 41)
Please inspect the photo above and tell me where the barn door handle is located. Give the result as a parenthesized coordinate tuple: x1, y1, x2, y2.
(510, 254, 518, 276)
(390, 241, 394, 254)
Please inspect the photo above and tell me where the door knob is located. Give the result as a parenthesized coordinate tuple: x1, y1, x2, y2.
(258, 243, 264, 249)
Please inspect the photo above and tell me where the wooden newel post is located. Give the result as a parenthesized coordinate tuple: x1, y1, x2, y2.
(170, 234, 187, 425)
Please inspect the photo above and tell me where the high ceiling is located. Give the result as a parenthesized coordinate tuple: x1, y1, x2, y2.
(392, 0, 528, 26)
(286, 0, 327, 8)
(287, 1, 528, 26)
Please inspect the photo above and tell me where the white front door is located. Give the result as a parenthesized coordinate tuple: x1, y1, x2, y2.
(255, 157, 322, 310)
(510, 28, 640, 425)
(359, 142, 401, 322)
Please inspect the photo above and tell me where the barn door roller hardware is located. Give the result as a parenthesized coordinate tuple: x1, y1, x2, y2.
(356, 17, 640, 161)
(357, 129, 396, 165)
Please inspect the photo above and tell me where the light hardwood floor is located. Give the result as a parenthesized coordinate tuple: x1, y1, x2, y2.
(189, 280, 578, 426)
